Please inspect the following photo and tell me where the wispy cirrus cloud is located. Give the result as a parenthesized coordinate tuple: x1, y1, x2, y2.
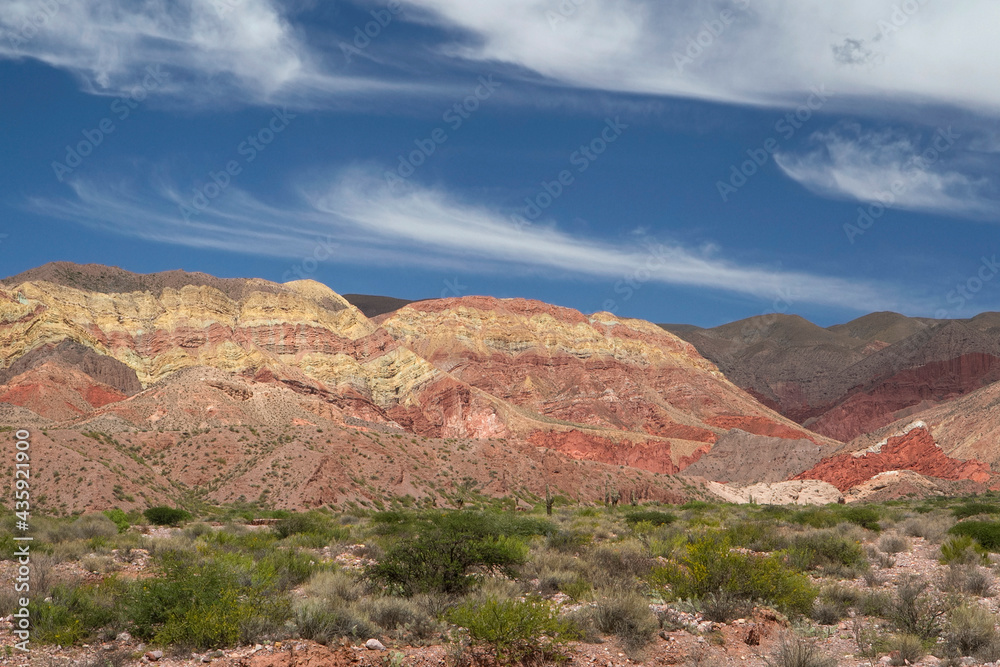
(5, 0, 1000, 116)
(25, 167, 907, 312)
(0, 0, 435, 107)
(774, 126, 1000, 220)
(388, 0, 1000, 114)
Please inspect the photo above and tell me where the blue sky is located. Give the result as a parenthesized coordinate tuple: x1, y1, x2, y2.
(1, 0, 999, 327)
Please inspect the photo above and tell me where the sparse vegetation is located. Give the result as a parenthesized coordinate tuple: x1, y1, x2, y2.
(10, 493, 1000, 666)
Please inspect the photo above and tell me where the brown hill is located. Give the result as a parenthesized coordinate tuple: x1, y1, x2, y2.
(342, 294, 417, 318)
(848, 378, 1000, 471)
(663, 312, 1000, 441)
(0, 262, 828, 513)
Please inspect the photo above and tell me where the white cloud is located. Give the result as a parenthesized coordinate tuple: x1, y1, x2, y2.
(774, 126, 1000, 219)
(390, 0, 1000, 114)
(26, 167, 907, 312)
(0, 0, 429, 106)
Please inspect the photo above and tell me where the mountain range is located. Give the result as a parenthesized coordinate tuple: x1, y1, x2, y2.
(1, 262, 997, 514)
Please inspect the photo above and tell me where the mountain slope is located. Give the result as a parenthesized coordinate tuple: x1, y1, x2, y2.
(663, 312, 1000, 441)
(0, 263, 833, 512)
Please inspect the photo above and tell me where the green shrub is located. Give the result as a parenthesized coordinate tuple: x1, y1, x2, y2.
(128, 550, 293, 649)
(889, 577, 948, 640)
(72, 514, 119, 540)
(649, 534, 816, 616)
(725, 520, 789, 552)
(587, 589, 658, 654)
(547, 530, 592, 552)
(33, 578, 130, 645)
(788, 529, 867, 573)
(367, 512, 532, 595)
(945, 604, 997, 656)
(447, 596, 579, 666)
(942, 564, 993, 596)
(885, 634, 924, 666)
(839, 507, 882, 532)
(949, 521, 1000, 551)
(941, 535, 992, 564)
(878, 533, 909, 554)
(143, 506, 192, 526)
(702, 589, 754, 623)
(952, 503, 1000, 519)
(624, 510, 677, 527)
(295, 600, 377, 644)
(765, 635, 836, 667)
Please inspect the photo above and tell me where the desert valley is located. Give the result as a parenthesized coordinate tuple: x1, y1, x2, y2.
(4, 264, 1000, 667)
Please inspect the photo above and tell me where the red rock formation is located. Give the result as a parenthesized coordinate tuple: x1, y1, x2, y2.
(704, 415, 818, 443)
(527, 429, 710, 475)
(792, 426, 993, 492)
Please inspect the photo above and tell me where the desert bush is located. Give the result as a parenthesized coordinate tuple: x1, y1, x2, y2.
(702, 589, 754, 623)
(787, 528, 867, 575)
(859, 591, 893, 618)
(889, 577, 948, 640)
(810, 601, 841, 626)
(295, 599, 377, 644)
(862, 569, 886, 588)
(584, 540, 654, 587)
(901, 514, 953, 543)
(952, 502, 1000, 519)
(948, 521, 1000, 551)
(33, 578, 131, 645)
(940, 535, 991, 565)
(812, 583, 859, 624)
(72, 514, 119, 540)
(764, 634, 836, 667)
(725, 520, 789, 553)
(303, 570, 365, 603)
(649, 534, 816, 616)
(885, 634, 924, 666)
(447, 596, 579, 666)
(367, 511, 530, 596)
(584, 589, 658, 655)
(143, 506, 192, 526)
(942, 564, 993, 597)
(878, 533, 909, 554)
(81, 555, 119, 575)
(547, 529, 592, 552)
(791, 506, 880, 533)
(182, 522, 213, 539)
(357, 596, 420, 630)
(945, 604, 997, 656)
(102, 509, 131, 534)
(128, 550, 294, 649)
(624, 510, 677, 527)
